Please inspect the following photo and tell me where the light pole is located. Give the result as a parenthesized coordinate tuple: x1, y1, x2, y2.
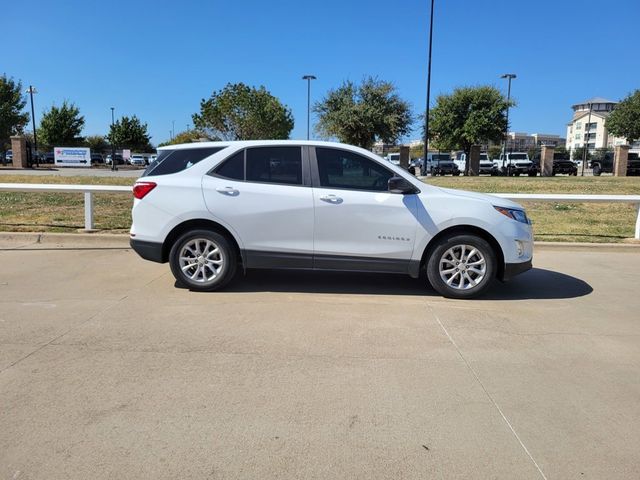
(302, 75, 316, 140)
(423, 0, 435, 164)
(110, 107, 117, 171)
(500, 74, 516, 160)
(581, 102, 592, 176)
(26, 86, 39, 168)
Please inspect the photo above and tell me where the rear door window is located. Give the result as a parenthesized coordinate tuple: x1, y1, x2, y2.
(144, 147, 224, 176)
(246, 147, 302, 185)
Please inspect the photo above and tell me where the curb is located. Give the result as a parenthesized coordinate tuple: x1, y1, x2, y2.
(1, 232, 638, 252)
(532, 241, 640, 252)
(0, 232, 130, 248)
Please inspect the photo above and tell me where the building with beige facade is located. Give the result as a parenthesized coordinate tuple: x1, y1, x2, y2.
(565, 97, 630, 153)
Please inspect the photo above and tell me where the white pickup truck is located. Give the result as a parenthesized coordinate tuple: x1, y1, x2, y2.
(495, 152, 538, 176)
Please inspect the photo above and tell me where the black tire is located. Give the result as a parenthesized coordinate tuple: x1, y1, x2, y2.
(169, 229, 237, 291)
(528, 170, 537, 177)
(593, 164, 601, 176)
(426, 233, 497, 299)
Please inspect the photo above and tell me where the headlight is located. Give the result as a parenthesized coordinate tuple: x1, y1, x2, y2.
(494, 206, 530, 224)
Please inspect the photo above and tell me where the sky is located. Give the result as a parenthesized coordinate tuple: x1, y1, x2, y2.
(5, 0, 639, 147)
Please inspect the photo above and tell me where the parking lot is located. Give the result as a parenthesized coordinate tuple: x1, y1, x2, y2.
(1, 237, 639, 479)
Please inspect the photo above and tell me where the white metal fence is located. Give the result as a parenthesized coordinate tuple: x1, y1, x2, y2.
(0, 183, 639, 239)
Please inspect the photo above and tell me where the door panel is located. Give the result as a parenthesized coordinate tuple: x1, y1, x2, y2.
(311, 147, 418, 268)
(313, 189, 418, 261)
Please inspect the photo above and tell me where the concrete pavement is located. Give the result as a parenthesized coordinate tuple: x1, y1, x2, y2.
(0, 239, 639, 479)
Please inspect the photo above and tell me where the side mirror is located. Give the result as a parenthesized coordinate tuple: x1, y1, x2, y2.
(388, 176, 418, 194)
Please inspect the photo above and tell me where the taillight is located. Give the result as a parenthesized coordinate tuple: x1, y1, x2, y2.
(133, 182, 157, 199)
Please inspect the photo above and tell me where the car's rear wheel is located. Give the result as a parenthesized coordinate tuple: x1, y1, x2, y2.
(593, 164, 601, 176)
(169, 229, 237, 291)
(426, 234, 496, 299)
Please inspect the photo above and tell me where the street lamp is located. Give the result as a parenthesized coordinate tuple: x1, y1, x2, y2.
(302, 75, 316, 140)
(423, 0, 435, 164)
(581, 102, 593, 176)
(110, 107, 117, 171)
(500, 73, 516, 159)
(25, 86, 39, 168)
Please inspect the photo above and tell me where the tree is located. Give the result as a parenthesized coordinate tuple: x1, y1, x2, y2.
(314, 77, 412, 149)
(157, 129, 207, 147)
(108, 115, 153, 151)
(606, 90, 640, 144)
(572, 146, 591, 161)
(84, 135, 109, 153)
(0, 74, 30, 153)
(488, 145, 502, 160)
(193, 83, 293, 141)
(428, 86, 512, 174)
(38, 101, 84, 148)
(409, 143, 424, 159)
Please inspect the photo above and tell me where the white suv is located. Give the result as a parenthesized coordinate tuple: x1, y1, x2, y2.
(130, 141, 533, 299)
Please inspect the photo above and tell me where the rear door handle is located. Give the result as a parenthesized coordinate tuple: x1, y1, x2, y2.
(319, 194, 343, 204)
(216, 186, 239, 196)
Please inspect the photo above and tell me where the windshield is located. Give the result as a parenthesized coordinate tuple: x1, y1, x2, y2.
(431, 154, 450, 161)
(480, 154, 489, 161)
(510, 154, 528, 160)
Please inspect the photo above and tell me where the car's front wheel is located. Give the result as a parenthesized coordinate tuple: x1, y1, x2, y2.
(426, 234, 497, 299)
(169, 230, 237, 291)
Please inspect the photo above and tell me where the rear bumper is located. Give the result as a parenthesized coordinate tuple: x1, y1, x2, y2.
(502, 259, 532, 281)
(130, 238, 164, 263)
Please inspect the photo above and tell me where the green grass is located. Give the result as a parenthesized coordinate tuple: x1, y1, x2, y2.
(0, 174, 638, 242)
(426, 176, 640, 243)
(0, 175, 135, 233)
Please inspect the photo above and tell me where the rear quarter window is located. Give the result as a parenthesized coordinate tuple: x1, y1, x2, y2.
(144, 147, 225, 176)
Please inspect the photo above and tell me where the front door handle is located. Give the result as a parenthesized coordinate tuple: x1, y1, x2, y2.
(216, 186, 239, 196)
(320, 194, 343, 204)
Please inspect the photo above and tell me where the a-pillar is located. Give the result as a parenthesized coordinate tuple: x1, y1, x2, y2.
(613, 145, 629, 177)
(467, 145, 480, 176)
(10, 136, 29, 168)
(540, 145, 555, 177)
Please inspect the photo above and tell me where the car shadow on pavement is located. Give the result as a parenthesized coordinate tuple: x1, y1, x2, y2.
(189, 267, 593, 299)
(482, 268, 593, 300)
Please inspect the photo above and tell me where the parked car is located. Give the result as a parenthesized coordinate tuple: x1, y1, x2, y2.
(5, 150, 13, 162)
(385, 153, 401, 165)
(91, 153, 104, 164)
(479, 153, 496, 175)
(408, 157, 423, 175)
(130, 154, 146, 167)
(148, 154, 157, 165)
(426, 153, 460, 176)
(43, 152, 55, 164)
(130, 140, 533, 299)
(552, 154, 578, 176)
(495, 152, 537, 176)
(105, 154, 125, 165)
(590, 152, 640, 176)
(455, 152, 495, 175)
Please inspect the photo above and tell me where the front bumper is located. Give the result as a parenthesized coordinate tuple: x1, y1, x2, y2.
(502, 259, 532, 281)
(130, 238, 164, 263)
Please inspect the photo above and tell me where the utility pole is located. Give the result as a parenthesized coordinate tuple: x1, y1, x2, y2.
(500, 74, 517, 161)
(110, 107, 117, 171)
(302, 75, 316, 140)
(26, 86, 39, 167)
(581, 102, 592, 176)
(423, 0, 435, 164)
